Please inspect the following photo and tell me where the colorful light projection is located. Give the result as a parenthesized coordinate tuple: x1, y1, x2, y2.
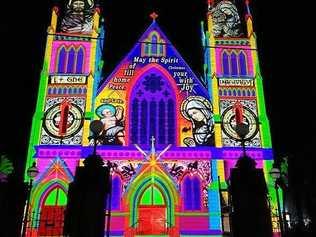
(25, 2, 277, 236)
(95, 21, 214, 149)
(61, 0, 95, 33)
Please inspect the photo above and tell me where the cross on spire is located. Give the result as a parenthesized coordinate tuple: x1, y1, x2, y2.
(150, 136, 156, 155)
(150, 12, 158, 22)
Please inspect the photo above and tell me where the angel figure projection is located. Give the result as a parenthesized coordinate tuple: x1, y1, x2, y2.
(95, 104, 125, 145)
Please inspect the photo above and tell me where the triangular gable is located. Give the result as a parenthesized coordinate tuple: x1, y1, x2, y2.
(35, 157, 74, 184)
(97, 21, 209, 98)
(94, 21, 215, 148)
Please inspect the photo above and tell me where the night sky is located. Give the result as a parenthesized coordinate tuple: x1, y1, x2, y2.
(0, 0, 313, 184)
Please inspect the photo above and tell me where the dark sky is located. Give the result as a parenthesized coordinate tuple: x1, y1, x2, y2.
(0, 1, 313, 181)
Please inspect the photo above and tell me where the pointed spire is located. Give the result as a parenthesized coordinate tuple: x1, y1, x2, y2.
(207, 0, 214, 9)
(150, 12, 159, 22)
(245, 0, 252, 16)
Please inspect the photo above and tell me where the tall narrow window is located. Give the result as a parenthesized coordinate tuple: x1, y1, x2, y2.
(158, 100, 166, 145)
(57, 47, 67, 73)
(182, 176, 201, 211)
(76, 47, 84, 74)
(66, 48, 76, 73)
(140, 100, 148, 144)
(183, 177, 192, 210)
(192, 177, 201, 210)
(238, 52, 247, 76)
(159, 43, 164, 56)
(149, 100, 157, 138)
(111, 176, 121, 210)
(231, 52, 238, 77)
(167, 99, 175, 144)
(222, 52, 230, 76)
(144, 43, 150, 55)
(131, 99, 139, 144)
(151, 35, 158, 55)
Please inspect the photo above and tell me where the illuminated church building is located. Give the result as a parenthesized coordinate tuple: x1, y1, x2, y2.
(25, 0, 279, 236)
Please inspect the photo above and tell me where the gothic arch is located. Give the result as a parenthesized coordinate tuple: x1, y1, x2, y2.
(126, 63, 180, 146)
(124, 167, 179, 227)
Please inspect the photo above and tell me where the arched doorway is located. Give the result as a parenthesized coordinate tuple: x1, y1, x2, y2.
(38, 186, 67, 236)
(138, 185, 167, 235)
(125, 170, 179, 236)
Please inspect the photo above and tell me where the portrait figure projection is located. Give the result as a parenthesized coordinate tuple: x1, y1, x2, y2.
(96, 104, 125, 145)
(210, 0, 241, 37)
(61, 0, 94, 33)
(181, 96, 215, 147)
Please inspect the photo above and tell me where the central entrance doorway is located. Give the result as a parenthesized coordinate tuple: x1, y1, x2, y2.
(138, 205, 166, 234)
(137, 185, 167, 235)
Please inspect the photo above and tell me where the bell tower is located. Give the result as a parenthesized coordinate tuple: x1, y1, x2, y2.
(203, 0, 276, 234)
(24, 1, 105, 236)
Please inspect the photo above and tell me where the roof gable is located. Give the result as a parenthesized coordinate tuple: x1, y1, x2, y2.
(97, 21, 208, 98)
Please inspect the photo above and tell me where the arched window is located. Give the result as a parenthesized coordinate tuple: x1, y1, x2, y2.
(222, 51, 230, 76)
(151, 35, 158, 55)
(231, 52, 238, 77)
(192, 177, 201, 210)
(130, 71, 176, 147)
(44, 187, 67, 206)
(140, 185, 165, 205)
(238, 52, 247, 76)
(57, 47, 67, 73)
(66, 47, 76, 73)
(182, 176, 201, 210)
(111, 176, 122, 210)
(76, 47, 84, 74)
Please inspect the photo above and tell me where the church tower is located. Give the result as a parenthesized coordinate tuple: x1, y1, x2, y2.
(24, 0, 104, 235)
(203, 0, 278, 234)
(24, 0, 277, 236)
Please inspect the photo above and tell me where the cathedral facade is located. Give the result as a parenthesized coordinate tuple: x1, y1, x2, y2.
(24, 0, 279, 236)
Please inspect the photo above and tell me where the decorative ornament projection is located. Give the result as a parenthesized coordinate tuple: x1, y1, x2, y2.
(221, 104, 259, 141)
(43, 101, 83, 139)
(181, 96, 215, 147)
(61, 0, 95, 33)
(95, 103, 125, 145)
(210, 0, 241, 37)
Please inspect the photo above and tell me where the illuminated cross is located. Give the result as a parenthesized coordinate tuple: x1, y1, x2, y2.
(150, 12, 158, 22)
(134, 136, 172, 184)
